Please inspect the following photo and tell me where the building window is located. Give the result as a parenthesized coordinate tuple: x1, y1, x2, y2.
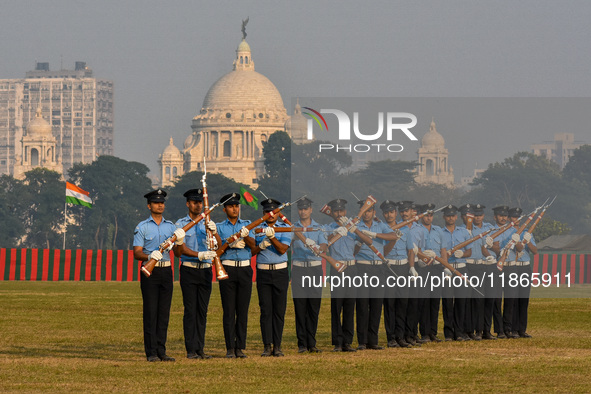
(223, 140, 231, 157)
(31, 148, 39, 166)
(426, 159, 434, 176)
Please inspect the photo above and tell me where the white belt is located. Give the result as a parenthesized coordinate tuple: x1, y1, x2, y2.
(388, 259, 408, 266)
(484, 259, 497, 265)
(155, 261, 171, 268)
(508, 261, 530, 267)
(341, 260, 356, 266)
(257, 262, 288, 270)
(450, 262, 466, 269)
(222, 259, 251, 267)
(182, 261, 211, 269)
(357, 260, 383, 265)
(466, 259, 486, 265)
(292, 260, 322, 267)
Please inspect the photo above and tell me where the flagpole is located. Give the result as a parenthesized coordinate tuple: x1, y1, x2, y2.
(63, 202, 67, 250)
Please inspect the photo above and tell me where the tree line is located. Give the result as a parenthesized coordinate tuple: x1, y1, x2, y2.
(1, 134, 587, 250)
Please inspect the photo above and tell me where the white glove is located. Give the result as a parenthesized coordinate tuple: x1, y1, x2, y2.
(523, 232, 532, 243)
(258, 238, 272, 250)
(335, 226, 348, 237)
(337, 216, 350, 226)
(412, 244, 419, 255)
(393, 229, 403, 239)
(485, 255, 496, 263)
(305, 238, 318, 249)
(423, 250, 437, 258)
(454, 250, 464, 258)
(443, 268, 452, 278)
(409, 266, 419, 278)
(198, 251, 217, 261)
(174, 228, 186, 245)
(361, 230, 377, 239)
(485, 236, 494, 248)
(149, 250, 163, 261)
(511, 233, 521, 243)
(348, 223, 357, 233)
(229, 238, 245, 249)
(206, 221, 217, 234)
(240, 226, 250, 238)
(264, 227, 275, 239)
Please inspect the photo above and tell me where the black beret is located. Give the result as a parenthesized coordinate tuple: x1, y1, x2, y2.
(493, 205, 510, 216)
(508, 207, 523, 217)
(458, 204, 474, 215)
(473, 204, 486, 215)
(297, 197, 313, 209)
(420, 203, 436, 214)
(380, 199, 397, 212)
(144, 189, 167, 203)
(327, 198, 347, 211)
(183, 188, 203, 202)
(220, 193, 240, 206)
(261, 198, 281, 211)
(397, 200, 415, 211)
(442, 205, 458, 216)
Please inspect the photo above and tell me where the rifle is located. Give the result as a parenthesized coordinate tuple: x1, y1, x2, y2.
(319, 198, 390, 266)
(320, 195, 377, 247)
(254, 227, 321, 234)
(522, 196, 556, 240)
(140, 201, 226, 277)
(496, 198, 549, 271)
(202, 159, 229, 281)
(277, 212, 346, 273)
(388, 205, 446, 232)
(215, 197, 302, 259)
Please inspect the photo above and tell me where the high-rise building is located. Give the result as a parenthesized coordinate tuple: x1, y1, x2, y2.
(0, 61, 113, 178)
(530, 133, 586, 169)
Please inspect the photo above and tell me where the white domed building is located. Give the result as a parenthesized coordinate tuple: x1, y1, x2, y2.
(163, 33, 289, 187)
(13, 107, 62, 179)
(158, 137, 184, 187)
(415, 119, 454, 187)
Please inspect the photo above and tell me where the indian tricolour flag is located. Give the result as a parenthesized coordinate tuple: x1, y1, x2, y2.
(65, 182, 93, 208)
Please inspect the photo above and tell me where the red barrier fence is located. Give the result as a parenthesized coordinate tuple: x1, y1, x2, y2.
(1, 249, 590, 283)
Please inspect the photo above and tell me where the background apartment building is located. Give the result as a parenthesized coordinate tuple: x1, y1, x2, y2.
(0, 61, 113, 178)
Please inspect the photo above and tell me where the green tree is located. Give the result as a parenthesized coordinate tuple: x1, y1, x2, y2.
(563, 145, 591, 188)
(0, 175, 27, 247)
(257, 131, 291, 203)
(67, 156, 152, 249)
(21, 168, 64, 249)
(532, 216, 571, 242)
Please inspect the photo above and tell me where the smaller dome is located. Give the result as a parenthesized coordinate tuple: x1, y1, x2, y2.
(237, 39, 251, 52)
(421, 119, 445, 149)
(162, 137, 181, 157)
(285, 100, 310, 144)
(27, 108, 52, 136)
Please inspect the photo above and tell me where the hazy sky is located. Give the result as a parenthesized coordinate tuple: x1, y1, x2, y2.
(2, 0, 590, 178)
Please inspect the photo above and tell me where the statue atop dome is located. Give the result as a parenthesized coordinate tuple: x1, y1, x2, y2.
(241, 17, 249, 39)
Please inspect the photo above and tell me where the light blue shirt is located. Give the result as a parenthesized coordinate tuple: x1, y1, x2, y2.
(384, 224, 413, 260)
(354, 220, 393, 261)
(255, 221, 292, 264)
(216, 217, 253, 261)
(441, 225, 471, 264)
(291, 219, 327, 261)
(175, 216, 210, 263)
(417, 223, 443, 258)
(470, 222, 495, 260)
(324, 222, 356, 261)
(133, 216, 176, 256)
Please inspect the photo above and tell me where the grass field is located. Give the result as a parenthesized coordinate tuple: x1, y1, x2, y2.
(1, 281, 590, 392)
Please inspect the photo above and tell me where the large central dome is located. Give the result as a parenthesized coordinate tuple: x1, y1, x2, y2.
(202, 70, 285, 111)
(199, 39, 286, 113)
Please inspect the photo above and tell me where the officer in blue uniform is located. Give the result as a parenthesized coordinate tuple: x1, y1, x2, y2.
(291, 197, 327, 353)
(254, 198, 292, 357)
(510, 209, 537, 338)
(216, 193, 256, 358)
(174, 188, 220, 359)
(381, 200, 413, 348)
(490, 205, 511, 338)
(354, 200, 397, 350)
(133, 189, 181, 362)
(324, 198, 358, 352)
(440, 205, 472, 341)
(416, 203, 445, 343)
